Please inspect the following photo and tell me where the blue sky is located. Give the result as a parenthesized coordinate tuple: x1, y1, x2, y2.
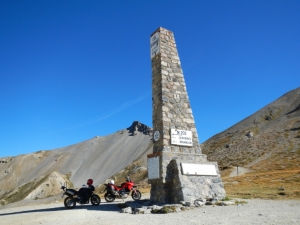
(0, 0, 299, 157)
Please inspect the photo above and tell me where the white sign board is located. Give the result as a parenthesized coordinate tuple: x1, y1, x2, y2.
(171, 129, 193, 146)
(150, 32, 160, 58)
(148, 156, 160, 179)
(181, 163, 217, 176)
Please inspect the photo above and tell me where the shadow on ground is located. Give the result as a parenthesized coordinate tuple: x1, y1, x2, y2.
(0, 202, 121, 216)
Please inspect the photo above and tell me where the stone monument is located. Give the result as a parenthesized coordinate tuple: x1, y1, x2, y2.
(148, 27, 226, 204)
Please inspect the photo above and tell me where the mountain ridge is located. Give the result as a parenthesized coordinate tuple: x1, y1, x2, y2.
(1, 87, 300, 204)
(0, 121, 153, 204)
(202, 87, 300, 198)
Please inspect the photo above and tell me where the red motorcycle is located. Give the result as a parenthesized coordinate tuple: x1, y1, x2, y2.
(103, 176, 141, 202)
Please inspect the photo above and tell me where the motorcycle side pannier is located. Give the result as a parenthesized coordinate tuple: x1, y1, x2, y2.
(107, 185, 115, 191)
(66, 189, 76, 195)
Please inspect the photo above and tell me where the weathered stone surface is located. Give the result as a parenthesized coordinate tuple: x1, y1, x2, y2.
(222, 200, 235, 206)
(148, 27, 225, 204)
(121, 198, 238, 215)
(194, 200, 206, 207)
(120, 207, 132, 213)
(133, 208, 146, 214)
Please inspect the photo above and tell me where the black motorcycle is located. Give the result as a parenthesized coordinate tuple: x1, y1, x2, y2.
(61, 185, 101, 209)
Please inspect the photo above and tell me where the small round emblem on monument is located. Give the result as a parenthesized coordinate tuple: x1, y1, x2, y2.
(153, 130, 160, 141)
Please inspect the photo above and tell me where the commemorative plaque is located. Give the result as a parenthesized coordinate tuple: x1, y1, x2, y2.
(171, 129, 193, 146)
(181, 163, 217, 176)
(148, 156, 160, 179)
(150, 31, 160, 59)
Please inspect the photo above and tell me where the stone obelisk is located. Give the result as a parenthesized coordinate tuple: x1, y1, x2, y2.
(148, 27, 225, 204)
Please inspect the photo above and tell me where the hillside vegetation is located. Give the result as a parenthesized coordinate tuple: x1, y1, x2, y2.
(202, 87, 300, 199)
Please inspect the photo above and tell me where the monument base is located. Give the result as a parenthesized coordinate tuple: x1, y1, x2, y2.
(149, 159, 226, 204)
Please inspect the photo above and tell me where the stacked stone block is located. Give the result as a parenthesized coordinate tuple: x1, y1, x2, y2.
(152, 28, 200, 151)
(149, 27, 225, 204)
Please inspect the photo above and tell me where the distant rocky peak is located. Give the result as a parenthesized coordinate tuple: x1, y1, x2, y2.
(127, 121, 152, 135)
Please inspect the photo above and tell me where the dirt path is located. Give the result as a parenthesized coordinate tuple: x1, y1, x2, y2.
(229, 166, 252, 177)
(0, 196, 299, 225)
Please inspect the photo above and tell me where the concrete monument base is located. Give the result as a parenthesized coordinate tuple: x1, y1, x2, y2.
(148, 155, 225, 204)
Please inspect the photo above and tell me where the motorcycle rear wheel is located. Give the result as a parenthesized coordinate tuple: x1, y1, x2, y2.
(64, 197, 76, 209)
(91, 194, 101, 206)
(104, 193, 116, 202)
(132, 190, 141, 200)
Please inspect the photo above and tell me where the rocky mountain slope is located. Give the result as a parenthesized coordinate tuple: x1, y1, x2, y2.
(0, 121, 153, 204)
(202, 87, 300, 198)
(1, 87, 299, 205)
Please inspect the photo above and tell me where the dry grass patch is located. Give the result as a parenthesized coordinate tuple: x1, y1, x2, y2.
(223, 169, 300, 199)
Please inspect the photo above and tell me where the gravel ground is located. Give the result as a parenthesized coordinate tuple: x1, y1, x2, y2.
(0, 195, 299, 225)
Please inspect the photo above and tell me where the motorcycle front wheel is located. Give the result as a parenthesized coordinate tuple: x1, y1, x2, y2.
(104, 193, 116, 202)
(131, 190, 142, 200)
(64, 197, 76, 209)
(91, 194, 101, 206)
